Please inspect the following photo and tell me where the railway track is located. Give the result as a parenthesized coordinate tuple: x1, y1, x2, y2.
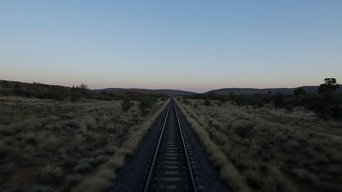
(110, 98, 230, 192)
(143, 99, 198, 192)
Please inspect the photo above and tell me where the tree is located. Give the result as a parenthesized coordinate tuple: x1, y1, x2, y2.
(70, 84, 91, 101)
(79, 83, 88, 89)
(294, 87, 307, 109)
(273, 93, 285, 109)
(309, 78, 342, 119)
(318, 78, 339, 95)
(294, 87, 306, 96)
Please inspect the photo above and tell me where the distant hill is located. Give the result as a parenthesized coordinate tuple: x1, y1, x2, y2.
(95, 88, 196, 96)
(206, 86, 342, 95)
(0, 79, 91, 101)
(0, 80, 173, 100)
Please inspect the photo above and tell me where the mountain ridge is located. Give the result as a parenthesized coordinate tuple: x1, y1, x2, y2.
(205, 86, 342, 95)
(95, 88, 196, 96)
(2, 79, 341, 96)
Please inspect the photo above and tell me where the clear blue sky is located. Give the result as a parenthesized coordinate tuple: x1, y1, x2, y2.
(1, 0, 341, 92)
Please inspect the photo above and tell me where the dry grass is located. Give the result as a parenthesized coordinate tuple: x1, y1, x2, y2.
(176, 99, 250, 192)
(73, 98, 169, 192)
(0, 96, 167, 191)
(178, 99, 342, 192)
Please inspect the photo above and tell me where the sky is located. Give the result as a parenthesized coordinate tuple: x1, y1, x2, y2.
(0, 0, 341, 92)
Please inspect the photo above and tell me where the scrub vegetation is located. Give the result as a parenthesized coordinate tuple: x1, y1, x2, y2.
(188, 78, 342, 119)
(0, 80, 168, 192)
(178, 97, 342, 192)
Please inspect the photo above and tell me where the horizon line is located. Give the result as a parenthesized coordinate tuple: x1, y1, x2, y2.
(0, 78, 324, 94)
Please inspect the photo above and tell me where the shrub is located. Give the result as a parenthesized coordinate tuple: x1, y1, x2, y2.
(234, 125, 254, 139)
(307, 94, 342, 119)
(73, 162, 93, 173)
(37, 166, 64, 185)
(204, 100, 211, 106)
(273, 93, 285, 109)
(121, 98, 133, 112)
(138, 96, 157, 116)
(245, 172, 264, 190)
(66, 174, 83, 187)
(285, 105, 294, 112)
(327, 104, 342, 119)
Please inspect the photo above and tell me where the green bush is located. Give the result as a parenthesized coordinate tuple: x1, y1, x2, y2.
(121, 98, 133, 112)
(138, 96, 157, 116)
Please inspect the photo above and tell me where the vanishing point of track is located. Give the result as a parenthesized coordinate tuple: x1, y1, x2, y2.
(143, 99, 198, 192)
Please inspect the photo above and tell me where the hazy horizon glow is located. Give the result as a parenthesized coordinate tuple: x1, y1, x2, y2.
(1, 0, 341, 93)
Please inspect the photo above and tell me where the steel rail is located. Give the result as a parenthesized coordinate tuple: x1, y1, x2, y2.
(143, 103, 171, 192)
(174, 101, 198, 192)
